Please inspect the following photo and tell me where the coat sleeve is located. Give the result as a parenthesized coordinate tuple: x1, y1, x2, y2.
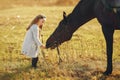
(31, 25, 43, 46)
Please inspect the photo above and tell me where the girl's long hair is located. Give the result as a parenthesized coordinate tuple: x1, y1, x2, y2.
(26, 14, 46, 31)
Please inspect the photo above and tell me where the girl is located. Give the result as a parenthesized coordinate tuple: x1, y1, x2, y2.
(22, 14, 46, 68)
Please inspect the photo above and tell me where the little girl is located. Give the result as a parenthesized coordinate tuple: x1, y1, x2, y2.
(22, 14, 46, 68)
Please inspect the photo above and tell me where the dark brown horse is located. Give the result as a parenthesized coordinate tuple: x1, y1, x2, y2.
(46, 0, 120, 75)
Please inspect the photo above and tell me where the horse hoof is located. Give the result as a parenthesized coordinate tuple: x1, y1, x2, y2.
(103, 71, 112, 76)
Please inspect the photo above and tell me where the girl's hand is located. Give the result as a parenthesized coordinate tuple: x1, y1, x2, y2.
(40, 45, 46, 49)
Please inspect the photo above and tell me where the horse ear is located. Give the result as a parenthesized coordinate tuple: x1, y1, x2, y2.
(63, 11, 67, 19)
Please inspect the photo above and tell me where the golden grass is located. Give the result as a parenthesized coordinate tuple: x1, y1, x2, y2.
(0, 6, 120, 80)
(0, 0, 79, 9)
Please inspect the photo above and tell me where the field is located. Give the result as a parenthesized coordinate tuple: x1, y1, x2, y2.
(0, 6, 120, 80)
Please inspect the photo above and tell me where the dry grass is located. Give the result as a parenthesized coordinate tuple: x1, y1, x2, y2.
(0, 0, 79, 9)
(0, 6, 120, 80)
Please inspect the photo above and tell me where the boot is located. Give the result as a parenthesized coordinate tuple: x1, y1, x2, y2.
(32, 57, 38, 69)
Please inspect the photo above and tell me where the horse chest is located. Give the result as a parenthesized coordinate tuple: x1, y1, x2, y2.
(95, 0, 120, 30)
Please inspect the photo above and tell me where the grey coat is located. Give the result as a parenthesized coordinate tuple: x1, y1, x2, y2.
(21, 24, 42, 58)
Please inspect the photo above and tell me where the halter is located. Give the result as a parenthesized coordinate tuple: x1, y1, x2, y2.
(50, 21, 71, 64)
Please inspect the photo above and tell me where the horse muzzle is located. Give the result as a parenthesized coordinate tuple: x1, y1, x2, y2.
(46, 41, 60, 49)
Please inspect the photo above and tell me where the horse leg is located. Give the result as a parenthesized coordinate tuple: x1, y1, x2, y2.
(102, 25, 114, 75)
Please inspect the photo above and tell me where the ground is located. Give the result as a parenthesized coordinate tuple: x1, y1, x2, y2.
(0, 6, 120, 80)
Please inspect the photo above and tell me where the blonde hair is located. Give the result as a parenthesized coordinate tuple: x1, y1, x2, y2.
(26, 14, 46, 30)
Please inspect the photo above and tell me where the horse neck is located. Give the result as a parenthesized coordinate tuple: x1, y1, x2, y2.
(67, 0, 96, 34)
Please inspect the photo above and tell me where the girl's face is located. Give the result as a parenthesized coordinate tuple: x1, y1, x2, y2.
(37, 19, 45, 27)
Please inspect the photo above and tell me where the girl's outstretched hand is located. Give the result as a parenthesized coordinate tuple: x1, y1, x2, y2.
(40, 45, 46, 49)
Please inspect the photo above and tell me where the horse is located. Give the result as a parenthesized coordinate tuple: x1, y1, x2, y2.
(46, 0, 120, 75)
